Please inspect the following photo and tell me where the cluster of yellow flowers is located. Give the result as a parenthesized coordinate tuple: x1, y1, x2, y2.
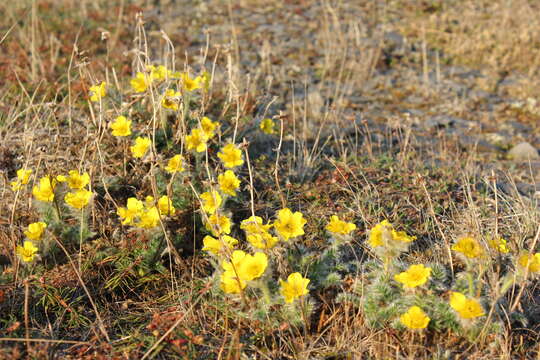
(202, 207, 309, 259)
(91, 65, 210, 104)
(399, 293, 485, 329)
(59, 171, 93, 210)
(128, 65, 210, 117)
(90, 65, 214, 164)
(31, 170, 92, 210)
(204, 207, 355, 304)
(186, 117, 220, 153)
(216, 244, 310, 304)
(10, 168, 32, 191)
(181, 112, 314, 303)
(117, 195, 175, 230)
(129, 65, 209, 95)
(15, 221, 47, 263)
(365, 220, 490, 330)
(10, 168, 93, 263)
(452, 235, 540, 278)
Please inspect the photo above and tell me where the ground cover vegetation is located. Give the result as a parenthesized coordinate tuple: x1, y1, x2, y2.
(1, 0, 539, 358)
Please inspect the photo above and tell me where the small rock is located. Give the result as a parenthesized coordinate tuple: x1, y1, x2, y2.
(507, 142, 540, 161)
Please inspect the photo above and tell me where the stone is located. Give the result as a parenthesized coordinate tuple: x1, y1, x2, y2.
(507, 142, 540, 161)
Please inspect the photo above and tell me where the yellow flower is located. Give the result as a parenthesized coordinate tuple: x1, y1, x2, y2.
(452, 237, 484, 259)
(202, 235, 238, 256)
(16, 241, 39, 263)
(518, 253, 540, 273)
(241, 216, 279, 249)
(248, 232, 280, 250)
(164, 155, 185, 173)
(145, 195, 155, 207)
(222, 251, 268, 283)
(32, 176, 56, 202)
(63, 170, 90, 190)
(130, 137, 151, 158)
(65, 189, 92, 209)
(488, 237, 510, 254)
(205, 213, 232, 236)
(185, 128, 208, 153)
(10, 168, 32, 191)
(236, 252, 268, 281)
(149, 65, 167, 81)
(394, 264, 432, 289)
(138, 207, 160, 229)
(222, 250, 247, 273)
(220, 270, 246, 294)
(162, 88, 181, 110)
(130, 72, 150, 93)
(260, 118, 276, 134)
(117, 198, 144, 225)
(89, 81, 106, 102)
(273, 208, 306, 241)
(280, 272, 310, 303)
(449, 292, 485, 319)
(391, 229, 416, 243)
(218, 170, 240, 196)
(200, 117, 219, 139)
(368, 220, 393, 248)
(368, 220, 416, 249)
(181, 73, 201, 92)
(217, 143, 244, 168)
(202, 235, 223, 255)
(110, 116, 132, 137)
(200, 191, 222, 214)
(326, 215, 356, 236)
(400, 306, 430, 330)
(157, 195, 175, 216)
(24, 222, 47, 241)
(240, 216, 272, 234)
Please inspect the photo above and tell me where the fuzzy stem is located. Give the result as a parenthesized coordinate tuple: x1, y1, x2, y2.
(260, 280, 272, 307)
(467, 271, 475, 297)
(51, 194, 63, 223)
(499, 275, 515, 297)
(182, 92, 191, 128)
(122, 139, 128, 178)
(300, 296, 309, 334)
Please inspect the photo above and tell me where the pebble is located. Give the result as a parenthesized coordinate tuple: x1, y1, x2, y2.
(507, 142, 540, 161)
